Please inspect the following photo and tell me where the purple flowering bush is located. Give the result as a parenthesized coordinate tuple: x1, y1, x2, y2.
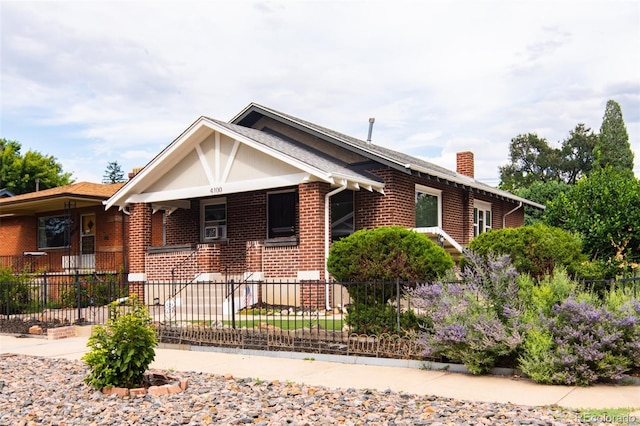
(412, 251, 640, 385)
(410, 251, 524, 374)
(519, 272, 640, 386)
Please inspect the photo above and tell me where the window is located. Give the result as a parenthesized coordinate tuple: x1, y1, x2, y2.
(415, 185, 442, 228)
(331, 190, 354, 242)
(201, 199, 226, 241)
(38, 216, 70, 249)
(473, 201, 492, 237)
(267, 190, 297, 239)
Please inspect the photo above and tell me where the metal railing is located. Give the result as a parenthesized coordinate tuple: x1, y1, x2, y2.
(2, 276, 638, 360)
(1, 272, 128, 326)
(0, 252, 122, 274)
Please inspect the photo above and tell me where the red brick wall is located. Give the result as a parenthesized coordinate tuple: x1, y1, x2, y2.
(165, 202, 198, 246)
(298, 182, 329, 279)
(0, 216, 37, 256)
(151, 212, 164, 246)
(128, 203, 152, 274)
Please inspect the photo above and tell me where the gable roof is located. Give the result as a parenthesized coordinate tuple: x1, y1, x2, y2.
(105, 117, 386, 211)
(0, 182, 125, 216)
(232, 103, 545, 209)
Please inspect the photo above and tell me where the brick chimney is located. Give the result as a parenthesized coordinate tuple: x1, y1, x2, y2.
(456, 151, 474, 178)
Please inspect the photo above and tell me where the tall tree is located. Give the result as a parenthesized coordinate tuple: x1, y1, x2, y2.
(102, 161, 126, 184)
(593, 100, 634, 175)
(0, 138, 73, 195)
(499, 133, 562, 192)
(559, 124, 597, 184)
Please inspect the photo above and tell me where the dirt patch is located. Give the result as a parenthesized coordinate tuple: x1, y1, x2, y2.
(0, 318, 71, 335)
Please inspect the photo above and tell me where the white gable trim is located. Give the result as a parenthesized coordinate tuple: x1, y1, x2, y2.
(126, 173, 310, 204)
(105, 117, 385, 210)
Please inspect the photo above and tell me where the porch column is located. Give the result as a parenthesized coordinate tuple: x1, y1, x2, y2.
(127, 203, 152, 300)
(298, 182, 330, 280)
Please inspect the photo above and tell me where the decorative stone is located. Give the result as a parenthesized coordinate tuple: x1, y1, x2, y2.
(28, 325, 43, 335)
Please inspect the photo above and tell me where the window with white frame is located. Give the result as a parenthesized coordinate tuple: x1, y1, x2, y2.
(201, 198, 227, 241)
(38, 215, 70, 249)
(415, 185, 442, 228)
(473, 200, 492, 237)
(267, 190, 297, 239)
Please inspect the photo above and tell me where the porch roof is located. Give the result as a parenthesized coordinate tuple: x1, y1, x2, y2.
(105, 117, 386, 211)
(0, 182, 124, 216)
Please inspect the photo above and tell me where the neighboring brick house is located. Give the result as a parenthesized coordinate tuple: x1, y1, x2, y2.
(0, 182, 128, 274)
(105, 103, 543, 295)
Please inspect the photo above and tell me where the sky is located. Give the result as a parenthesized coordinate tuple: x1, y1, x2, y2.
(1, 1, 639, 187)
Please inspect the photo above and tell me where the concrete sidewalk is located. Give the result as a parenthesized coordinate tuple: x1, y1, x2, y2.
(1, 332, 638, 410)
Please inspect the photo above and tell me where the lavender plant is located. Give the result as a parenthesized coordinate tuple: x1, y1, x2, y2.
(520, 297, 640, 386)
(519, 270, 640, 386)
(410, 251, 524, 374)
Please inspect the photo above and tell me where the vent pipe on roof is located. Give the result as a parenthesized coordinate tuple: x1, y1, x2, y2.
(35, 178, 40, 192)
(367, 117, 375, 144)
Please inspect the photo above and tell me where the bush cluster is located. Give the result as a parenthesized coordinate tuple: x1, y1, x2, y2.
(410, 251, 525, 374)
(0, 268, 33, 315)
(410, 253, 640, 385)
(328, 226, 454, 335)
(83, 295, 157, 390)
(467, 224, 585, 278)
(518, 272, 640, 385)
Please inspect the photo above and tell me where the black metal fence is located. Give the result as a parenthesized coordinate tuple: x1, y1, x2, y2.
(0, 272, 128, 326)
(2, 275, 639, 360)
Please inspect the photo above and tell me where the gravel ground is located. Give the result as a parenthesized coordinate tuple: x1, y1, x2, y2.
(0, 354, 613, 426)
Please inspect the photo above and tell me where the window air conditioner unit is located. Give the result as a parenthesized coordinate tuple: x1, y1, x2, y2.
(204, 226, 219, 240)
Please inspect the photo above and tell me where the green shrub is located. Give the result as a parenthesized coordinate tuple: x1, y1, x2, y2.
(467, 223, 585, 278)
(328, 227, 453, 336)
(59, 276, 128, 309)
(327, 226, 454, 283)
(83, 296, 157, 389)
(0, 268, 32, 315)
(346, 302, 425, 335)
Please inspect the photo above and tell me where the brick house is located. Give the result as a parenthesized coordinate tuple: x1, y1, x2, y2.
(0, 182, 127, 274)
(105, 103, 542, 309)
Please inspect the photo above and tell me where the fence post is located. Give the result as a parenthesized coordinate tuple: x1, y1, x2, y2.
(4, 282, 8, 319)
(396, 278, 401, 333)
(76, 270, 81, 323)
(43, 271, 48, 307)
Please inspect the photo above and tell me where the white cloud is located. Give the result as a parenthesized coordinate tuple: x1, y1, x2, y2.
(1, 0, 638, 182)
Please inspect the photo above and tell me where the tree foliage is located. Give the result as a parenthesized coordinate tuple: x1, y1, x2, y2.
(0, 138, 73, 194)
(102, 161, 126, 184)
(516, 181, 571, 225)
(545, 166, 640, 265)
(498, 133, 561, 192)
(499, 125, 598, 193)
(593, 100, 634, 175)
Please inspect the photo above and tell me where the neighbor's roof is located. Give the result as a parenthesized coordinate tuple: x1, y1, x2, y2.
(0, 182, 125, 215)
(232, 103, 545, 210)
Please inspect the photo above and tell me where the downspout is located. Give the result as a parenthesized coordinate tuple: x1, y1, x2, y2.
(503, 201, 523, 228)
(324, 183, 348, 310)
